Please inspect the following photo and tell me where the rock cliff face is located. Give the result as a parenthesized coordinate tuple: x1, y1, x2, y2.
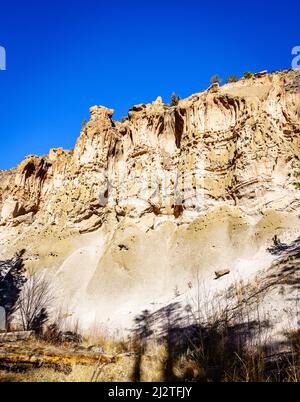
(0, 70, 300, 331)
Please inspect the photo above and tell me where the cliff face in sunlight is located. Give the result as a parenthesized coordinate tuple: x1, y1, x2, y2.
(0, 69, 300, 331)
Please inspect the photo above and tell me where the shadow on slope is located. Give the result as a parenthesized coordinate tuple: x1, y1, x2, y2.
(0, 250, 26, 323)
(131, 303, 298, 382)
(267, 235, 300, 293)
(131, 235, 300, 382)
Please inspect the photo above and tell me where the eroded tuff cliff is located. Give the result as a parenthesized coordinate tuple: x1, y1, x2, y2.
(0, 70, 300, 331)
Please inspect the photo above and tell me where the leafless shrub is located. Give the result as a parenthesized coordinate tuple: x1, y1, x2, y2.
(16, 272, 53, 332)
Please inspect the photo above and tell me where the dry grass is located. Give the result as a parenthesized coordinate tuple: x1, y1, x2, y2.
(0, 275, 299, 382)
(0, 326, 298, 382)
(0, 357, 135, 382)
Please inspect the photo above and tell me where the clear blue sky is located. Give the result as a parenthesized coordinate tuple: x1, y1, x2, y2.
(0, 0, 299, 169)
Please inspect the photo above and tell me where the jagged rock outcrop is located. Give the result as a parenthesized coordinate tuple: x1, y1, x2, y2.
(0, 70, 299, 331)
(1, 70, 299, 233)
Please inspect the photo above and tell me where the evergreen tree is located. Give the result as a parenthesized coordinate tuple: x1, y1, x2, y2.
(170, 93, 180, 107)
(210, 74, 222, 84)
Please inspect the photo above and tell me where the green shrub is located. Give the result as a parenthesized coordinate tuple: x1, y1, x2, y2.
(244, 71, 254, 79)
(227, 75, 238, 83)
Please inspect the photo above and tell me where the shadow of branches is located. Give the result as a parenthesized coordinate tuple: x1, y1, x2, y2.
(131, 247, 300, 384)
(267, 235, 300, 292)
(0, 250, 27, 323)
(132, 302, 299, 381)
